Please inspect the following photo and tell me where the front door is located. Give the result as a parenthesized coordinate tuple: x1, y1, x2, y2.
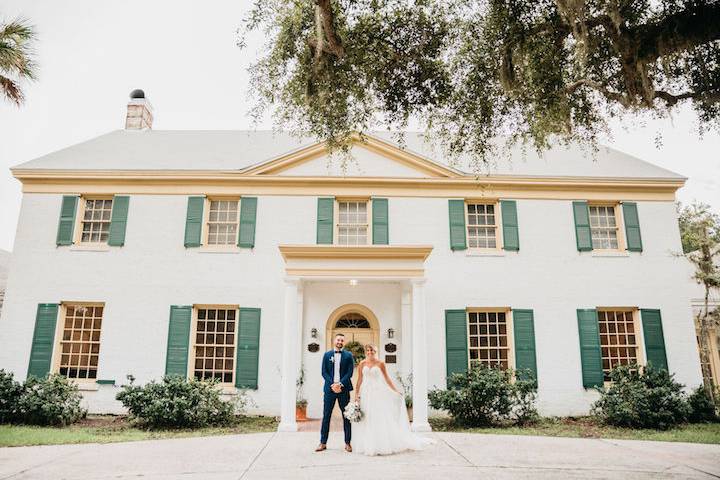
(328, 312, 379, 383)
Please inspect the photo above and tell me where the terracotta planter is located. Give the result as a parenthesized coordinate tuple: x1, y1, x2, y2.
(406, 406, 413, 422)
(296, 404, 308, 422)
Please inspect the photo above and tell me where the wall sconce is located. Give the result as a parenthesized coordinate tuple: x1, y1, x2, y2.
(387, 328, 395, 339)
(311, 328, 318, 339)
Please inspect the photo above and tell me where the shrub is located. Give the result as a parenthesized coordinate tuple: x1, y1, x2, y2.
(0, 369, 23, 423)
(18, 374, 86, 426)
(428, 365, 538, 427)
(591, 364, 689, 430)
(687, 386, 719, 423)
(116, 375, 244, 428)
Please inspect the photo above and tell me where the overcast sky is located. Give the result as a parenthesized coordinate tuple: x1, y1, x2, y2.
(0, 1, 718, 252)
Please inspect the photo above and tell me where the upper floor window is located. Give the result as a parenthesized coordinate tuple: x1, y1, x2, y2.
(206, 199, 239, 246)
(597, 308, 643, 381)
(80, 198, 113, 244)
(192, 306, 237, 383)
(589, 205, 620, 250)
(466, 202, 499, 249)
(337, 200, 369, 246)
(56, 303, 103, 380)
(468, 310, 511, 369)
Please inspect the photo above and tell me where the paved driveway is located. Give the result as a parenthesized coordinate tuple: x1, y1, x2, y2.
(0, 432, 718, 479)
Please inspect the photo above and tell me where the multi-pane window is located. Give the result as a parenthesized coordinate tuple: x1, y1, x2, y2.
(466, 203, 498, 249)
(589, 205, 619, 250)
(468, 311, 509, 369)
(58, 304, 103, 380)
(80, 199, 112, 243)
(337, 201, 368, 245)
(207, 200, 239, 246)
(193, 307, 236, 383)
(598, 310, 639, 380)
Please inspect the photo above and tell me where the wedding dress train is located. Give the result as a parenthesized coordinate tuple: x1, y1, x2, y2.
(353, 365, 434, 456)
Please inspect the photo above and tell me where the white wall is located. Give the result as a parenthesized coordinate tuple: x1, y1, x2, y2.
(0, 193, 702, 417)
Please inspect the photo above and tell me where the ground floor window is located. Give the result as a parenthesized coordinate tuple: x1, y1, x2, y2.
(598, 309, 641, 381)
(57, 303, 103, 380)
(192, 307, 237, 383)
(467, 310, 511, 369)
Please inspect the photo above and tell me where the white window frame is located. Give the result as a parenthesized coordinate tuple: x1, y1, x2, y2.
(466, 307, 515, 371)
(188, 305, 240, 386)
(465, 200, 503, 251)
(334, 197, 372, 246)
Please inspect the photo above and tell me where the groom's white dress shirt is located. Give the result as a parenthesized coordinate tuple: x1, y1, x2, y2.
(333, 351, 341, 384)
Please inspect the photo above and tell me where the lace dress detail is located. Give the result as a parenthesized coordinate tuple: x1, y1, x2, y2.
(353, 365, 434, 456)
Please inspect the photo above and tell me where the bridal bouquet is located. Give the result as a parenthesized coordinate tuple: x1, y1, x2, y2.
(343, 401, 364, 423)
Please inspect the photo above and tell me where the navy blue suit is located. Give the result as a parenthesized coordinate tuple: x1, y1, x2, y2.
(320, 350, 354, 445)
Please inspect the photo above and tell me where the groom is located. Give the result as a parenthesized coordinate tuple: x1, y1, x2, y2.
(316, 333, 354, 452)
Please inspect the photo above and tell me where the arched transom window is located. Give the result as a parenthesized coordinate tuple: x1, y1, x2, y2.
(335, 313, 371, 329)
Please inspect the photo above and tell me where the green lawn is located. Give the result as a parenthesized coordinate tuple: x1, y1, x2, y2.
(429, 417, 720, 444)
(0, 416, 278, 448)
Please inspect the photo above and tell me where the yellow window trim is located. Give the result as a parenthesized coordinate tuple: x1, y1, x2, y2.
(465, 307, 516, 372)
(73, 195, 114, 246)
(464, 200, 504, 251)
(596, 307, 647, 384)
(334, 198, 372, 246)
(51, 302, 106, 382)
(587, 202, 627, 252)
(187, 305, 241, 387)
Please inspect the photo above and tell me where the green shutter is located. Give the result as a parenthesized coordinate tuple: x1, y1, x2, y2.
(27, 303, 59, 378)
(500, 200, 520, 251)
(56, 196, 78, 246)
(184, 196, 205, 248)
(445, 309, 468, 385)
(513, 309, 537, 382)
(372, 198, 389, 245)
(316, 197, 334, 245)
(641, 309, 668, 371)
(572, 201, 593, 251)
(236, 308, 261, 389)
(165, 305, 192, 377)
(448, 200, 467, 251)
(622, 202, 643, 252)
(577, 309, 604, 388)
(238, 197, 258, 248)
(108, 196, 130, 246)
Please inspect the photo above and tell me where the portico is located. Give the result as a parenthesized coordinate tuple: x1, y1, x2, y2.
(277, 245, 433, 433)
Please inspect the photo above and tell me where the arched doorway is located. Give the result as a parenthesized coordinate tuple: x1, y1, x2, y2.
(326, 303, 380, 354)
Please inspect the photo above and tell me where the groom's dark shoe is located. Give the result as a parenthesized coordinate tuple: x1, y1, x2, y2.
(315, 444, 327, 452)
(345, 444, 352, 453)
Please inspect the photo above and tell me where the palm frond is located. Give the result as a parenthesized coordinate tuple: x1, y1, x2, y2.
(0, 17, 37, 105)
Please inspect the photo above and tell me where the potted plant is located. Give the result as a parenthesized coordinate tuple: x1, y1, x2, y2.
(296, 368, 308, 422)
(396, 373, 414, 421)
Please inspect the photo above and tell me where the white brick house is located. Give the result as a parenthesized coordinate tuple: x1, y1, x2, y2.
(0, 96, 702, 431)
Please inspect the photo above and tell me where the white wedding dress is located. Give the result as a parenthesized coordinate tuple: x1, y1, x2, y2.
(353, 365, 434, 456)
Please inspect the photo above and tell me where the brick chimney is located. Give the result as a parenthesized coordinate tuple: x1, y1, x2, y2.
(125, 89, 153, 130)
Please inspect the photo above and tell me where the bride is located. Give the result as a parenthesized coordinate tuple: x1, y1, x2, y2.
(352, 344, 434, 456)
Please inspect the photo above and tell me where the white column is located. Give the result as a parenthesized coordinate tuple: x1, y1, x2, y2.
(278, 277, 300, 432)
(411, 278, 431, 432)
(400, 285, 412, 379)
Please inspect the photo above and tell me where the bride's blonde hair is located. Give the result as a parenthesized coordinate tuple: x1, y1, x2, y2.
(364, 344, 378, 355)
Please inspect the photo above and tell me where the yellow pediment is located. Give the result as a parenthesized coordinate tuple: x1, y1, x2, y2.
(241, 133, 462, 178)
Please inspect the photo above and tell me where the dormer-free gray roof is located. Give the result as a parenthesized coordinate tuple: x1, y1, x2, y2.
(12, 130, 685, 180)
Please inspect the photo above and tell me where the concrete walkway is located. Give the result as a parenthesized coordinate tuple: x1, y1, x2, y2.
(0, 431, 718, 480)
